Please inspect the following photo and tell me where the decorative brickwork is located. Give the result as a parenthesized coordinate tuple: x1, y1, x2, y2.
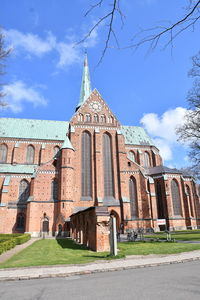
(0, 55, 200, 241)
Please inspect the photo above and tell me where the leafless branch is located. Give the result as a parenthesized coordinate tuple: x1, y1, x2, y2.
(81, 0, 200, 63)
(0, 29, 12, 106)
(84, 0, 104, 17)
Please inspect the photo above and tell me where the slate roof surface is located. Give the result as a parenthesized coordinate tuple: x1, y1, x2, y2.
(146, 165, 183, 175)
(0, 118, 69, 141)
(121, 126, 154, 146)
(0, 164, 37, 174)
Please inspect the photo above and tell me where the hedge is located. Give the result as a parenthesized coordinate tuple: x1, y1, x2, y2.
(0, 234, 31, 255)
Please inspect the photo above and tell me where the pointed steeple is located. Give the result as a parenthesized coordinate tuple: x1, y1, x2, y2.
(76, 53, 92, 111)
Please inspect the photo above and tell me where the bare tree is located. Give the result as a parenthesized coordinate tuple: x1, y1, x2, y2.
(80, 0, 200, 63)
(0, 29, 11, 107)
(176, 51, 200, 179)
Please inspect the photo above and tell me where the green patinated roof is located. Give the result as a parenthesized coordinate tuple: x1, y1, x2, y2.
(0, 119, 153, 147)
(121, 126, 154, 146)
(0, 164, 37, 174)
(76, 54, 92, 110)
(0, 118, 69, 140)
(61, 137, 74, 150)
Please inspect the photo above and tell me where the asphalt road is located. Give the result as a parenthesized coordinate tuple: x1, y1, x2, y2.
(1, 260, 200, 300)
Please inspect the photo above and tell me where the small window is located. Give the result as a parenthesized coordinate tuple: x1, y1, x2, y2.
(26, 145, 35, 164)
(128, 151, 135, 162)
(54, 146, 60, 156)
(108, 116, 114, 124)
(128, 162, 131, 167)
(94, 114, 99, 123)
(78, 114, 83, 122)
(100, 115, 106, 123)
(85, 114, 91, 122)
(0, 144, 8, 163)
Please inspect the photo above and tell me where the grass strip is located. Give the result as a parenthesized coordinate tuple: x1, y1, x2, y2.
(1, 239, 200, 269)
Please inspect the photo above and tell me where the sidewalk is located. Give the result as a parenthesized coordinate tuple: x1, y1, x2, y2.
(1, 249, 200, 281)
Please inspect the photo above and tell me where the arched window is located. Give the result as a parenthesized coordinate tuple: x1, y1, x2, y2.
(85, 114, 91, 122)
(171, 179, 182, 216)
(100, 115, 106, 123)
(54, 146, 60, 156)
(103, 133, 114, 198)
(108, 116, 114, 124)
(128, 151, 135, 162)
(129, 177, 138, 218)
(144, 151, 150, 167)
(0, 144, 8, 163)
(137, 150, 140, 165)
(16, 213, 25, 230)
(81, 131, 92, 198)
(186, 185, 194, 217)
(51, 179, 58, 200)
(156, 182, 165, 219)
(26, 145, 35, 164)
(18, 179, 30, 203)
(94, 114, 99, 123)
(78, 113, 83, 122)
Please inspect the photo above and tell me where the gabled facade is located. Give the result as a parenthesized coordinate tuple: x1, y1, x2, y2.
(0, 55, 200, 236)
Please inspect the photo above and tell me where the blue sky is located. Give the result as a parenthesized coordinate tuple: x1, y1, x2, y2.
(0, 0, 199, 169)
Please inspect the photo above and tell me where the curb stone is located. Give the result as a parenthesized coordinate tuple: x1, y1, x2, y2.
(0, 255, 200, 282)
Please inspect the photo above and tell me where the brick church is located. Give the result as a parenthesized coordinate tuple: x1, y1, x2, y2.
(0, 55, 199, 237)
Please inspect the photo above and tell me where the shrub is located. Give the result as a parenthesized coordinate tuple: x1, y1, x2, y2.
(15, 234, 31, 245)
(0, 239, 16, 255)
(0, 234, 31, 255)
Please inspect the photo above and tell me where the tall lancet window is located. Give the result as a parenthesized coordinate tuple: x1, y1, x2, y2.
(144, 151, 150, 167)
(0, 144, 8, 163)
(186, 185, 194, 217)
(129, 177, 138, 218)
(26, 145, 35, 164)
(103, 133, 114, 198)
(81, 131, 92, 198)
(171, 179, 182, 216)
(156, 182, 165, 219)
(18, 179, 30, 203)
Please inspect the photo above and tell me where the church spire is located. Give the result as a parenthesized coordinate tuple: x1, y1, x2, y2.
(76, 53, 92, 111)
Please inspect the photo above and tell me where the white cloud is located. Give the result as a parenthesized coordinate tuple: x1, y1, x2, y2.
(56, 42, 81, 68)
(153, 138, 172, 160)
(5, 29, 56, 56)
(4, 26, 100, 68)
(141, 107, 187, 142)
(140, 107, 188, 161)
(3, 81, 47, 113)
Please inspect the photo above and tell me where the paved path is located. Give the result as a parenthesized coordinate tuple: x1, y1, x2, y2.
(0, 238, 40, 263)
(0, 249, 200, 281)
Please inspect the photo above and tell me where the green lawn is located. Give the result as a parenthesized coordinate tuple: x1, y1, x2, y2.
(0, 239, 109, 269)
(119, 242, 200, 255)
(145, 232, 200, 241)
(1, 238, 200, 269)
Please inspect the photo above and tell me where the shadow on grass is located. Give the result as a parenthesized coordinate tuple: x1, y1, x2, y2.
(56, 238, 88, 250)
(83, 253, 125, 259)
